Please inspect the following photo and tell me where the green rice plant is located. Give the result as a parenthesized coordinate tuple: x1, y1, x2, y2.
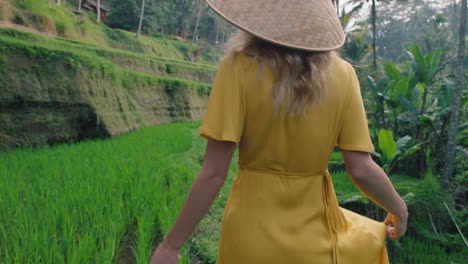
(0, 122, 200, 263)
(328, 150, 345, 172)
(329, 150, 344, 163)
(389, 236, 466, 263)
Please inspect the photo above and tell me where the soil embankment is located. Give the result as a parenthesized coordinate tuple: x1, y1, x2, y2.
(0, 31, 214, 150)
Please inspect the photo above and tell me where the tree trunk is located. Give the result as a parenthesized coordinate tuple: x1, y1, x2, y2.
(181, 27, 186, 39)
(192, 0, 203, 42)
(371, 0, 377, 69)
(444, 0, 466, 187)
(97, 0, 101, 22)
(136, 0, 146, 38)
(78, 0, 82, 12)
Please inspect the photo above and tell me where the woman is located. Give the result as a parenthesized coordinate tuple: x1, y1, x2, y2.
(151, 0, 408, 263)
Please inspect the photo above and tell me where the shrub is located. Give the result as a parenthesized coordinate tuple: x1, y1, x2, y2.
(11, 11, 25, 25)
(55, 20, 66, 35)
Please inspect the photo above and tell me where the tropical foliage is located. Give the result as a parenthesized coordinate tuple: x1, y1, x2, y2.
(106, 0, 235, 46)
(337, 1, 467, 259)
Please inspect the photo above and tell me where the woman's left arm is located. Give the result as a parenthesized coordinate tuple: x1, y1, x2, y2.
(150, 138, 237, 263)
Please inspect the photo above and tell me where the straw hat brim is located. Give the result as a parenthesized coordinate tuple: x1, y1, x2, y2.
(205, 0, 345, 52)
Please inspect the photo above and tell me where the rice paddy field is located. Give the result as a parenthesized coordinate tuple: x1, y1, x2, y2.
(0, 122, 208, 264)
(0, 122, 464, 263)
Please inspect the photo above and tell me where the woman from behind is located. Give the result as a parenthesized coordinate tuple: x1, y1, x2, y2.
(151, 0, 408, 263)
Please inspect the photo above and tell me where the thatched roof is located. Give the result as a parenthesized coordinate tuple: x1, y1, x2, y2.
(82, 0, 110, 12)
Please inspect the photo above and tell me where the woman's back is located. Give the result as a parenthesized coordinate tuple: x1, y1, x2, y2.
(201, 52, 374, 174)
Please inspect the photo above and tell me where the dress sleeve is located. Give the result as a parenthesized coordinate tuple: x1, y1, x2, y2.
(337, 63, 375, 152)
(200, 55, 245, 143)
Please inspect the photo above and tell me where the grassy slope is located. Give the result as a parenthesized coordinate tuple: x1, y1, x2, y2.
(0, 35, 212, 143)
(0, 27, 217, 84)
(0, 0, 219, 64)
(0, 1, 220, 148)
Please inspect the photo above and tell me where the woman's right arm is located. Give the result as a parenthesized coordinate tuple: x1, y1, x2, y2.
(341, 149, 408, 239)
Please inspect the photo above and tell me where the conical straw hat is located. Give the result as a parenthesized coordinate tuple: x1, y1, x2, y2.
(205, 0, 345, 51)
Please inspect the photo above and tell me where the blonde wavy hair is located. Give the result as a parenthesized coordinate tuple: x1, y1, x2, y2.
(225, 31, 334, 116)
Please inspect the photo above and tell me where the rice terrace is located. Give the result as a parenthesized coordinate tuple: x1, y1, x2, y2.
(0, 0, 466, 263)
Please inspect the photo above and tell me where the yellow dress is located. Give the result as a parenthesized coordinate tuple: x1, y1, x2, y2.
(200, 52, 389, 264)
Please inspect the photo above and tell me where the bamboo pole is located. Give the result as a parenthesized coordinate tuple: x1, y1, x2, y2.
(443, 202, 468, 248)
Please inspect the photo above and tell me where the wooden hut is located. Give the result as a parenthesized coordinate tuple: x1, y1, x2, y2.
(79, 0, 110, 21)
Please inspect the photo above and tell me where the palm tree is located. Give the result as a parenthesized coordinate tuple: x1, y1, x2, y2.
(350, 0, 409, 69)
(192, 0, 204, 41)
(444, 0, 466, 186)
(343, 33, 372, 64)
(337, 2, 371, 64)
(370, 0, 376, 68)
(332, 0, 341, 14)
(347, 0, 378, 68)
(339, 2, 364, 33)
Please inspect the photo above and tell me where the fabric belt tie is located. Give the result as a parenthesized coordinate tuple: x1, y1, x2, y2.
(321, 169, 349, 264)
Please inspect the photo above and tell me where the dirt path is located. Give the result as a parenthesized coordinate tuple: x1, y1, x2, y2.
(0, 21, 57, 36)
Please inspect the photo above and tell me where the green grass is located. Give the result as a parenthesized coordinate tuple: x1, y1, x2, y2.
(0, 122, 464, 263)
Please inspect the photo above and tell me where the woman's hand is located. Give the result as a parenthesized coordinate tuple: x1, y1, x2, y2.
(384, 212, 408, 240)
(149, 240, 181, 264)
